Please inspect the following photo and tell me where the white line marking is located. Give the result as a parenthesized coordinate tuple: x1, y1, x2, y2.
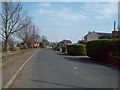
(4, 49, 39, 88)
(73, 67, 77, 70)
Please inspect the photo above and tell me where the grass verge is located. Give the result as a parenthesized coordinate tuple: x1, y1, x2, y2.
(1, 49, 37, 67)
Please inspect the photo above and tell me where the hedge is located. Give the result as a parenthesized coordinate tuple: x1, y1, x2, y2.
(67, 44, 86, 55)
(86, 39, 120, 60)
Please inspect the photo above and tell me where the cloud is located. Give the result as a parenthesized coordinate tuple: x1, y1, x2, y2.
(97, 3, 118, 17)
(62, 7, 71, 12)
(58, 7, 88, 20)
(57, 10, 88, 20)
(37, 7, 88, 20)
(38, 3, 51, 7)
(94, 16, 104, 19)
(86, 2, 118, 19)
(38, 9, 55, 14)
(64, 0, 118, 2)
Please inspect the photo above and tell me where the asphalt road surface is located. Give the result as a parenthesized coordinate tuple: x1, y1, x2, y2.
(10, 48, 119, 88)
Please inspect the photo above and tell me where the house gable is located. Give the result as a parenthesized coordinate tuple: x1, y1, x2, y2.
(84, 31, 99, 41)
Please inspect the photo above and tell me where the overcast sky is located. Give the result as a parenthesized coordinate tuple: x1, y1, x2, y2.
(21, 2, 118, 43)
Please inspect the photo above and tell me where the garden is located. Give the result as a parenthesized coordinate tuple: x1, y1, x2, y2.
(53, 39, 120, 67)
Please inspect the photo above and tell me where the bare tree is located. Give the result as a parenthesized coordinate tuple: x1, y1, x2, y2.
(0, 2, 30, 52)
(7, 37, 15, 51)
(17, 22, 40, 49)
(31, 27, 41, 45)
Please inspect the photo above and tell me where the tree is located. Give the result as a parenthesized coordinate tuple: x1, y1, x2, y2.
(31, 27, 41, 48)
(16, 19, 32, 48)
(39, 42, 44, 48)
(17, 22, 40, 49)
(7, 37, 15, 51)
(0, 2, 30, 52)
(77, 40, 87, 44)
(40, 35, 49, 47)
(2, 37, 14, 51)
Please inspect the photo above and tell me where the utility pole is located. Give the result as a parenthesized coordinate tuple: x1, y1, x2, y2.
(118, 23, 120, 40)
(113, 21, 116, 40)
(119, 2, 120, 40)
(114, 21, 116, 31)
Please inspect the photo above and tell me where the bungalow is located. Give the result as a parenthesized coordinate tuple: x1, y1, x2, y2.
(84, 31, 112, 41)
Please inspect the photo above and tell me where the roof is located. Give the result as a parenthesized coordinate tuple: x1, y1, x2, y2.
(96, 32, 112, 37)
(59, 39, 72, 44)
(84, 31, 112, 38)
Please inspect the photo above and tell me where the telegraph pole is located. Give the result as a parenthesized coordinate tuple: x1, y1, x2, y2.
(113, 21, 116, 40)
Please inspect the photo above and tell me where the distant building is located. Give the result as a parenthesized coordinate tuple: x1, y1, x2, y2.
(59, 39, 72, 45)
(112, 31, 120, 39)
(33, 42, 40, 48)
(84, 31, 112, 41)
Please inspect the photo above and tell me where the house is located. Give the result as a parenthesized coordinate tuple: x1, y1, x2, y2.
(33, 42, 40, 48)
(84, 31, 112, 41)
(112, 31, 120, 39)
(59, 39, 72, 45)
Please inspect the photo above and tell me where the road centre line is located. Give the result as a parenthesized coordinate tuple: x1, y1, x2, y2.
(73, 66, 77, 70)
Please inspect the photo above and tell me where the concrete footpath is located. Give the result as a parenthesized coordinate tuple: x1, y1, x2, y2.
(2, 49, 39, 88)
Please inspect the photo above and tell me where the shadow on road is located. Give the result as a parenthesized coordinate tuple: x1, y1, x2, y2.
(64, 56, 101, 65)
(63, 56, 119, 70)
(29, 79, 81, 88)
(29, 79, 118, 89)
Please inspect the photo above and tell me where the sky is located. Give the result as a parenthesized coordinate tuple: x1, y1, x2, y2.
(21, 1, 118, 43)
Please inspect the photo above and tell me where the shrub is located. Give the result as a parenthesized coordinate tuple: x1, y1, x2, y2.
(16, 46, 21, 51)
(39, 42, 44, 48)
(86, 39, 120, 60)
(67, 44, 86, 55)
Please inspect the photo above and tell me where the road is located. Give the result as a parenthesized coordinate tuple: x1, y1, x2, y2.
(2, 49, 37, 87)
(10, 48, 119, 88)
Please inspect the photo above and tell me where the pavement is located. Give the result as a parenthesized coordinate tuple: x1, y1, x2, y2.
(8, 48, 119, 89)
(2, 49, 38, 88)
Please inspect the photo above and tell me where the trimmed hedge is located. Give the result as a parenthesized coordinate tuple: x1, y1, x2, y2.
(86, 39, 120, 60)
(67, 44, 86, 55)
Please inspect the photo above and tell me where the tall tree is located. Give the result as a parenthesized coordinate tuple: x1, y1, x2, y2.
(17, 22, 40, 49)
(0, 2, 29, 52)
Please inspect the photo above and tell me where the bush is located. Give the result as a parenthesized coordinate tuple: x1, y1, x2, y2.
(16, 46, 21, 51)
(86, 39, 120, 60)
(67, 44, 86, 55)
(39, 42, 44, 48)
